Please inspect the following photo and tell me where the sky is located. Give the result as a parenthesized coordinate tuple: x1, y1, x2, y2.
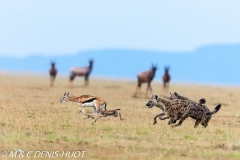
(1, 1, 240, 57)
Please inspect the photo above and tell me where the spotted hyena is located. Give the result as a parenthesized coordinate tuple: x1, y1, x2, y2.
(169, 92, 221, 127)
(146, 94, 206, 128)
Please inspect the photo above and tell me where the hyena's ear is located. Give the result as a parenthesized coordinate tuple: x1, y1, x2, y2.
(155, 95, 158, 100)
(174, 92, 178, 96)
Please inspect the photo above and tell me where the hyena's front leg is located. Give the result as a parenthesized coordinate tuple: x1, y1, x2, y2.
(159, 114, 170, 120)
(168, 113, 178, 125)
(171, 111, 190, 128)
(153, 112, 165, 125)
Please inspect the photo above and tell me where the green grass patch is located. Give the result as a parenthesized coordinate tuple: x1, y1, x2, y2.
(136, 128, 149, 135)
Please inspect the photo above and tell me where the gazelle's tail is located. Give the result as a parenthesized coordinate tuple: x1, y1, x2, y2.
(207, 104, 221, 115)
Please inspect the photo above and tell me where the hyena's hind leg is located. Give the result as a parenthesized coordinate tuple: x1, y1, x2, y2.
(193, 119, 202, 128)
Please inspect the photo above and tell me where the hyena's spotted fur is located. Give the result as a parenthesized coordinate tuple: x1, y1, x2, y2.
(169, 92, 206, 105)
(169, 92, 221, 127)
(146, 95, 205, 128)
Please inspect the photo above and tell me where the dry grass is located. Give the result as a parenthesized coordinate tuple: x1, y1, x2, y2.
(0, 74, 240, 160)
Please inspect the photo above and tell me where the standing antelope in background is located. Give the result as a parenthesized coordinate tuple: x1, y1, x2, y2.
(162, 66, 170, 89)
(133, 64, 158, 97)
(49, 61, 57, 87)
(69, 59, 94, 86)
(59, 92, 107, 119)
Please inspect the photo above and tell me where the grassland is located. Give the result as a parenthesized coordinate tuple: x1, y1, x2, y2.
(0, 74, 240, 160)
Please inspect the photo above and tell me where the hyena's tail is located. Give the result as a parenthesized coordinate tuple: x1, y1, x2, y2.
(207, 104, 221, 115)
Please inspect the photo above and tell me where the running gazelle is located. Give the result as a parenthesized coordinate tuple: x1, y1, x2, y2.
(59, 92, 107, 118)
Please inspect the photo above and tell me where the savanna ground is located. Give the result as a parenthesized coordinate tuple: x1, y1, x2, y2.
(0, 73, 240, 160)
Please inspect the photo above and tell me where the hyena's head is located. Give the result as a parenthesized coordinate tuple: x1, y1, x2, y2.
(169, 92, 179, 99)
(146, 95, 159, 108)
(59, 92, 69, 103)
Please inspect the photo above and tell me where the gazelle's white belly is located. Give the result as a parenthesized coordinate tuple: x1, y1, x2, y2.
(82, 101, 95, 107)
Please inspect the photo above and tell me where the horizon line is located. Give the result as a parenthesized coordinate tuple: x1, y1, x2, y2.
(0, 43, 240, 58)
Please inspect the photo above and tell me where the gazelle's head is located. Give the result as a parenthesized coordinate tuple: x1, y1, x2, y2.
(59, 92, 69, 103)
(146, 94, 159, 108)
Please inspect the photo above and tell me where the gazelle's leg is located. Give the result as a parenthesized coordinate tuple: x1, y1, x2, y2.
(102, 104, 107, 110)
(83, 116, 94, 120)
(93, 106, 97, 114)
(91, 115, 104, 125)
(118, 112, 124, 121)
(80, 105, 85, 113)
(78, 104, 93, 117)
(79, 109, 95, 119)
(77, 103, 83, 113)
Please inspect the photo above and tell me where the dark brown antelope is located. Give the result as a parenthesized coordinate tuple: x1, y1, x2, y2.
(162, 66, 170, 89)
(69, 59, 94, 86)
(133, 64, 158, 97)
(49, 61, 57, 87)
